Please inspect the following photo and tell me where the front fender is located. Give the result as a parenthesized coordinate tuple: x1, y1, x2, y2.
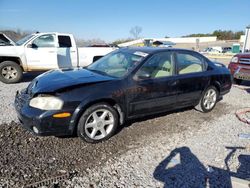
(68, 96, 125, 134)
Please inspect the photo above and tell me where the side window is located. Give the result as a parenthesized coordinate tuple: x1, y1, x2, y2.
(177, 52, 204, 74)
(32, 34, 55, 48)
(58, 35, 72, 47)
(136, 52, 173, 79)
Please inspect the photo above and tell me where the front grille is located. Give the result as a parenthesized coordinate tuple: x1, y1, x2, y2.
(16, 92, 30, 110)
(239, 58, 250, 65)
(239, 68, 250, 74)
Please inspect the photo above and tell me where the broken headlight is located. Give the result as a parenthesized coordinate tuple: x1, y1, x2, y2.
(29, 96, 63, 110)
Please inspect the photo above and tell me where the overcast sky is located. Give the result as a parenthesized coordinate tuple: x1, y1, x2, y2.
(0, 0, 249, 42)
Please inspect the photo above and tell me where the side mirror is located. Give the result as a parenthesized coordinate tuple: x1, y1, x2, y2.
(134, 71, 151, 80)
(27, 43, 38, 48)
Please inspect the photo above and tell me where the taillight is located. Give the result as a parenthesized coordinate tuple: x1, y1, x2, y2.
(230, 56, 239, 63)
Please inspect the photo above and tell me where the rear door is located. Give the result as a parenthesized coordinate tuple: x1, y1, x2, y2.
(127, 51, 178, 117)
(174, 51, 209, 106)
(57, 35, 78, 68)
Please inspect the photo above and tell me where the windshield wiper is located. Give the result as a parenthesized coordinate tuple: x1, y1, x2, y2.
(87, 68, 118, 78)
(87, 69, 109, 76)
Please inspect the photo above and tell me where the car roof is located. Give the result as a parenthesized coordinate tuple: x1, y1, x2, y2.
(120, 47, 195, 55)
(33, 32, 72, 36)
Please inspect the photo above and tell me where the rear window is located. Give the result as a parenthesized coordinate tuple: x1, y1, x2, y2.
(58, 35, 72, 47)
(177, 53, 205, 74)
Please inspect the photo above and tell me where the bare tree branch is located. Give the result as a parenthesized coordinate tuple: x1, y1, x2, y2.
(130, 26, 142, 39)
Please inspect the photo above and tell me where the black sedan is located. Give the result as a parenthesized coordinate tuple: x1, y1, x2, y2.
(15, 47, 232, 143)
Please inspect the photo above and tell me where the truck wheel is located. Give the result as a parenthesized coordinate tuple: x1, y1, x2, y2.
(77, 103, 118, 143)
(0, 61, 23, 84)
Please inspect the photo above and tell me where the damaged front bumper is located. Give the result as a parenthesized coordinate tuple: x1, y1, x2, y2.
(14, 90, 74, 136)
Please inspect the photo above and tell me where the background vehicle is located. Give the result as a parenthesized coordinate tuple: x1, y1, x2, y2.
(228, 53, 250, 84)
(0, 32, 116, 83)
(0, 33, 15, 46)
(222, 47, 232, 53)
(15, 48, 232, 143)
(202, 46, 223, 53)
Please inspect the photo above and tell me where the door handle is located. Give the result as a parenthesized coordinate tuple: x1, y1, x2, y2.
(70, 51, 76, 53)
(170, 80, 178, 86)
(48, 51, 56, 53)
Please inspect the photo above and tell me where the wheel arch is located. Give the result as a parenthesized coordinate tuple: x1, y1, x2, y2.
(0, 56, 24, 71)
(70, 98, 125, 135)
(210, 80, 221, 94)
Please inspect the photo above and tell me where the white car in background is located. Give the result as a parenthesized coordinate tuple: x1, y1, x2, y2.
(203, 46, 223, 53)
(0, 32, 116, 83)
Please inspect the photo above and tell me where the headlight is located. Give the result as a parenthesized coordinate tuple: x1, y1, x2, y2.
(29, 96, 63, 110)
(231, 56, 239, 63)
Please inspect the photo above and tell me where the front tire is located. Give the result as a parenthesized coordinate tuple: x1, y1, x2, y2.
(77, 103, 118, 143)
(0, 61, 23, 84)
(195, 86, 218, 113)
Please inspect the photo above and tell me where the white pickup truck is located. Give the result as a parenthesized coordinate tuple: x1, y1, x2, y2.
(0, 32, 116, 83)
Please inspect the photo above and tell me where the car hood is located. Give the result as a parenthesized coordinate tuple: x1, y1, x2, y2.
(236, 53, 250, 58)
(0, 33, 15, 46)
(29, 68, 115, 94)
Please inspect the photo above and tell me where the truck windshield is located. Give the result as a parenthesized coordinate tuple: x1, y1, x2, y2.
(87, 51, 145, 78)
(16, 34, 34, 46)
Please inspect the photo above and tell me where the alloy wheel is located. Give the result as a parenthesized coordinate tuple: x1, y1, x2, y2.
(203, 89, 217, 110)
(85, 109, 115, 140)
(1, 66, 18, 80)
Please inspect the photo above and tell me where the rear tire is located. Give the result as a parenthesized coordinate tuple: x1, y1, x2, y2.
(77, 103, 118, 143)
(0, 61, 23, 84)
(195, 86, 218, 113)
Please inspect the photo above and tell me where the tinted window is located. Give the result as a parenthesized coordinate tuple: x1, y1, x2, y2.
(136, 52, 173, 78)
(32, 34, 55, 48)
(177, 52, 204, 74)
(58, 35, 72, 47)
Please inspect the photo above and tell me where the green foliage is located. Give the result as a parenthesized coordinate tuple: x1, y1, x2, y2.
(182, 30, 244, 40)
(212, 30, 244, 40)
(182, 33, 212, 37)
(112, 38, 134, 45)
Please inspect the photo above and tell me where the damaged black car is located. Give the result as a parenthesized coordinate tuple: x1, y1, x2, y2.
(15, 47, 232, 143)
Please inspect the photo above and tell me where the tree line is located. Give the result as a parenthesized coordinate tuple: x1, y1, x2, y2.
(0, 29, 31, 41)
(1, 28, 245, 46)
(182, 30, 244, 40)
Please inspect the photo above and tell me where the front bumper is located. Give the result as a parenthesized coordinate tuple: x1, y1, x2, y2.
(15, 91, 74, 136)
(234, 69, 250, 81)
(229, 63, 250, 81)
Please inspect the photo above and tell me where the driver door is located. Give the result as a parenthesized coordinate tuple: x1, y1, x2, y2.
(25, 34, 58, 71)
(127, 51, 178, 117)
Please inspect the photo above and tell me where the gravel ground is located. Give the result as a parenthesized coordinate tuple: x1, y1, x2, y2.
(0, 73, 38, 124)
(67, 86, 250, 188)
(0, 73, 250, 187)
